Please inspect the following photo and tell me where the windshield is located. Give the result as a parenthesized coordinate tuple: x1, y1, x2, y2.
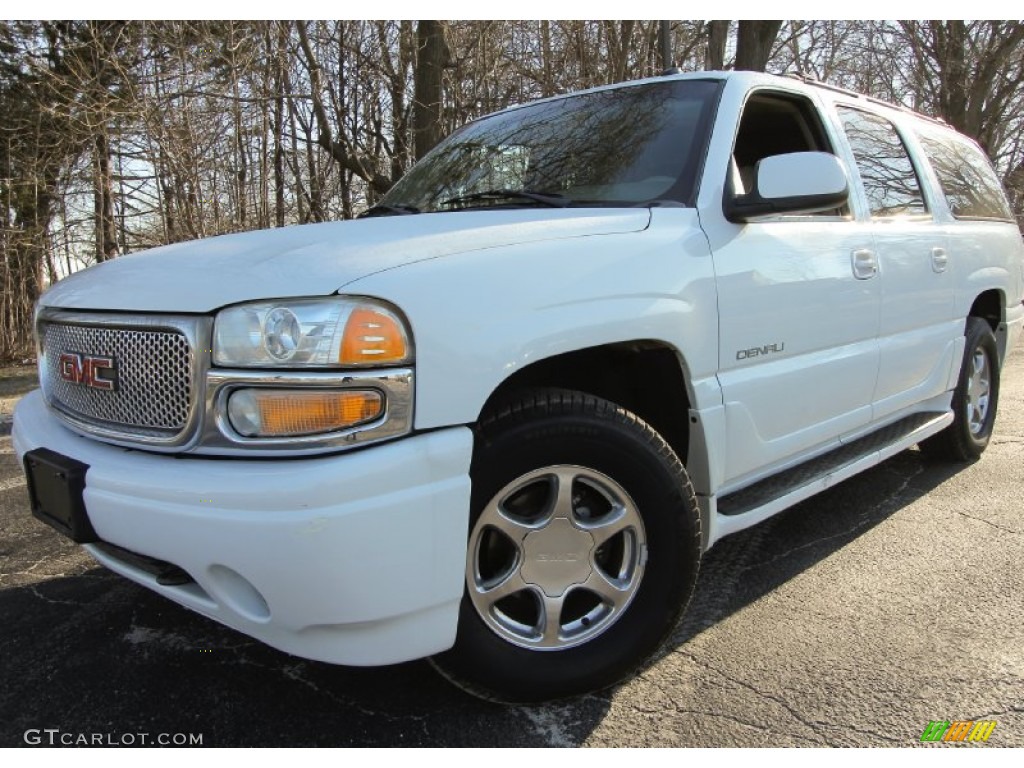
(378, 79, 721, 213)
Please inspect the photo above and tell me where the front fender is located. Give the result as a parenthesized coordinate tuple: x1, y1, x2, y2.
(340, 209, 719, 430)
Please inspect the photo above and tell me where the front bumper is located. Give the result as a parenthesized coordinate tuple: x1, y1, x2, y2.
(13, 390, 473, 665)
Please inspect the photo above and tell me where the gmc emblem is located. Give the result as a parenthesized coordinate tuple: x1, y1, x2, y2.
(58, 353, 118, 391)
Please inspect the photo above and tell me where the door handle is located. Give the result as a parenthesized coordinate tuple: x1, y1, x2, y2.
(852, 249, 877, 280)
(931, 247, 949, 273)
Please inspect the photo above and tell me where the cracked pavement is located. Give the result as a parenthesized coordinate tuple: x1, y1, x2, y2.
(2, 339, 1023, 747)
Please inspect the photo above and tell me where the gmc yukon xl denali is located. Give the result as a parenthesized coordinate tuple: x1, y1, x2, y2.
(14, 71, 1024, 702)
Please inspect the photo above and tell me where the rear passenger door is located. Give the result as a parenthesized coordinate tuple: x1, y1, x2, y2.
(835, 106, 957, 421)
(915, 125, 1024, 362)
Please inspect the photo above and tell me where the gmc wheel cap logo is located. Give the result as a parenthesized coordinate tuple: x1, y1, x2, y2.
(58, 352, 118, 391)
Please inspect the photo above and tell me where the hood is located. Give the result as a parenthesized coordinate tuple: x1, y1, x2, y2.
(41, 209, 651, 313)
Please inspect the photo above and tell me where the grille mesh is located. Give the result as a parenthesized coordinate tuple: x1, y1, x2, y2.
(42, 322, 193, 435)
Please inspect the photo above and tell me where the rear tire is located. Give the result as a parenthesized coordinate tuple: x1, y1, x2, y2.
(920, 317, 1000, 462)
(430, 389, 701, 703)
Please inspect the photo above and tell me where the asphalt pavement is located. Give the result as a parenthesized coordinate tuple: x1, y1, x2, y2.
(2, 343, 1022, 747)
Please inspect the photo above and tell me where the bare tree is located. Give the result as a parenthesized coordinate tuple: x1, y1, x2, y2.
(899, 21, 1024, 154)
(3, 19, 1024, 362)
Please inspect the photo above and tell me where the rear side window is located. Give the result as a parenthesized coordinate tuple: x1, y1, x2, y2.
(917, 129, 1014, 221)
(837, 107, 927, 218)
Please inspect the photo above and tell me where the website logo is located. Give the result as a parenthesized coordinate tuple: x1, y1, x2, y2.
(920, 720, 996, 743)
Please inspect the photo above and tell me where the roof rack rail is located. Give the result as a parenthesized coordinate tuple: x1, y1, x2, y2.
(781, 72, 947, 127)
(782, 73, 863, 100)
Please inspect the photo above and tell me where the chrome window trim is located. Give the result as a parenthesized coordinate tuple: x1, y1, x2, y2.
(36, 308, 211, 449)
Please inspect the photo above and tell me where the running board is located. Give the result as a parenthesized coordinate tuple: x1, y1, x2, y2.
(711, 411, 952, 540)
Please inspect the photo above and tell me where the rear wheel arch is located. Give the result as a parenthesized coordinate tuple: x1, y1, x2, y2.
(968, 288, 1006, 362)
(921, 316, 1000, 462)
(968, 288, 1002, 329)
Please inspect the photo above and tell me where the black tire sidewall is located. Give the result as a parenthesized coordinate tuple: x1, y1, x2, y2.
(953, 318, 1000, 457)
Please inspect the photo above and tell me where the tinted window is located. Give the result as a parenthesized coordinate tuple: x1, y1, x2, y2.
(918, 129, 1013, 221)
(838, 107, 927, 218)
(379, 79, 721, 212)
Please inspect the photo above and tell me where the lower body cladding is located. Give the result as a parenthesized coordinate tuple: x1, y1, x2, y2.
(13, 390, 473, 666)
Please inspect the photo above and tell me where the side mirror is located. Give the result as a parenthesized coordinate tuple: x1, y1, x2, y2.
(724, 151, 849, 222)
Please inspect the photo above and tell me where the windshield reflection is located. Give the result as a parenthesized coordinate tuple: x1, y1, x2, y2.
(380, 79, 721, 213)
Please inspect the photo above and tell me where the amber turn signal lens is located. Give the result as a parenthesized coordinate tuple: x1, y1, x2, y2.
(227, 389, 383, 437)
(340, 307, 410, 365)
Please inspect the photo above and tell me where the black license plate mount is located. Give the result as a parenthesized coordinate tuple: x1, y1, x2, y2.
(23, 448, 97, 543)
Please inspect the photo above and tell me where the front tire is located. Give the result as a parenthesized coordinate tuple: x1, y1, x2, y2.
(920, 316, 1001, 462)
(430, 389, 701, 703)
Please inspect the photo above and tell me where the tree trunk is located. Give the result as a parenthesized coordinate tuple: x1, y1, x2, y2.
(735, 20, 782, 72)
(414, 21, 448, 160)
(931, 21, 969, 136)
(660, 20, 673, 70)
(272, 23, 286, 228)
(705, 20, 729, 70)
(93, 130, 118, 262)
(540, 21, 554, 96)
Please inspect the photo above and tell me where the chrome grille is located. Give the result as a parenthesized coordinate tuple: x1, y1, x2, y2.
(42, 321, 193, 436)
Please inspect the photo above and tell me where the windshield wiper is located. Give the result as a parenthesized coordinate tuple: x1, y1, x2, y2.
(440, 189, 571, 209)
(358, 204, 421, 218)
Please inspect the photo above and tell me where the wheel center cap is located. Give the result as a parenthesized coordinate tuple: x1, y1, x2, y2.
(521, 517, 594, 597)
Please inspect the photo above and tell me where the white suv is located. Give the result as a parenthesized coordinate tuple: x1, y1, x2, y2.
(14, 71, 1024, 702)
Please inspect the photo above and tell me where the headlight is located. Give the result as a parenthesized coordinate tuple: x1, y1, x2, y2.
(213, 297, 412, 368)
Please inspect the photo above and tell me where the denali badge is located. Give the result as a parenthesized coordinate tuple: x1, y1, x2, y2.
(736, 342, 785, 360)
(58, 353, 118, 391)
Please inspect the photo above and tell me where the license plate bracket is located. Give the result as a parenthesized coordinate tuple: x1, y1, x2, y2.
(23, 448, 97, 543)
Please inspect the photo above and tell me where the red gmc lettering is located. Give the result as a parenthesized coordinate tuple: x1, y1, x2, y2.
(58, 353, 116, 391)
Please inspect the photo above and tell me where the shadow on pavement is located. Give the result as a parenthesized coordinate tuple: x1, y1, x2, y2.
(668, 448, 966, 650)
(0, 447, 968, 747)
